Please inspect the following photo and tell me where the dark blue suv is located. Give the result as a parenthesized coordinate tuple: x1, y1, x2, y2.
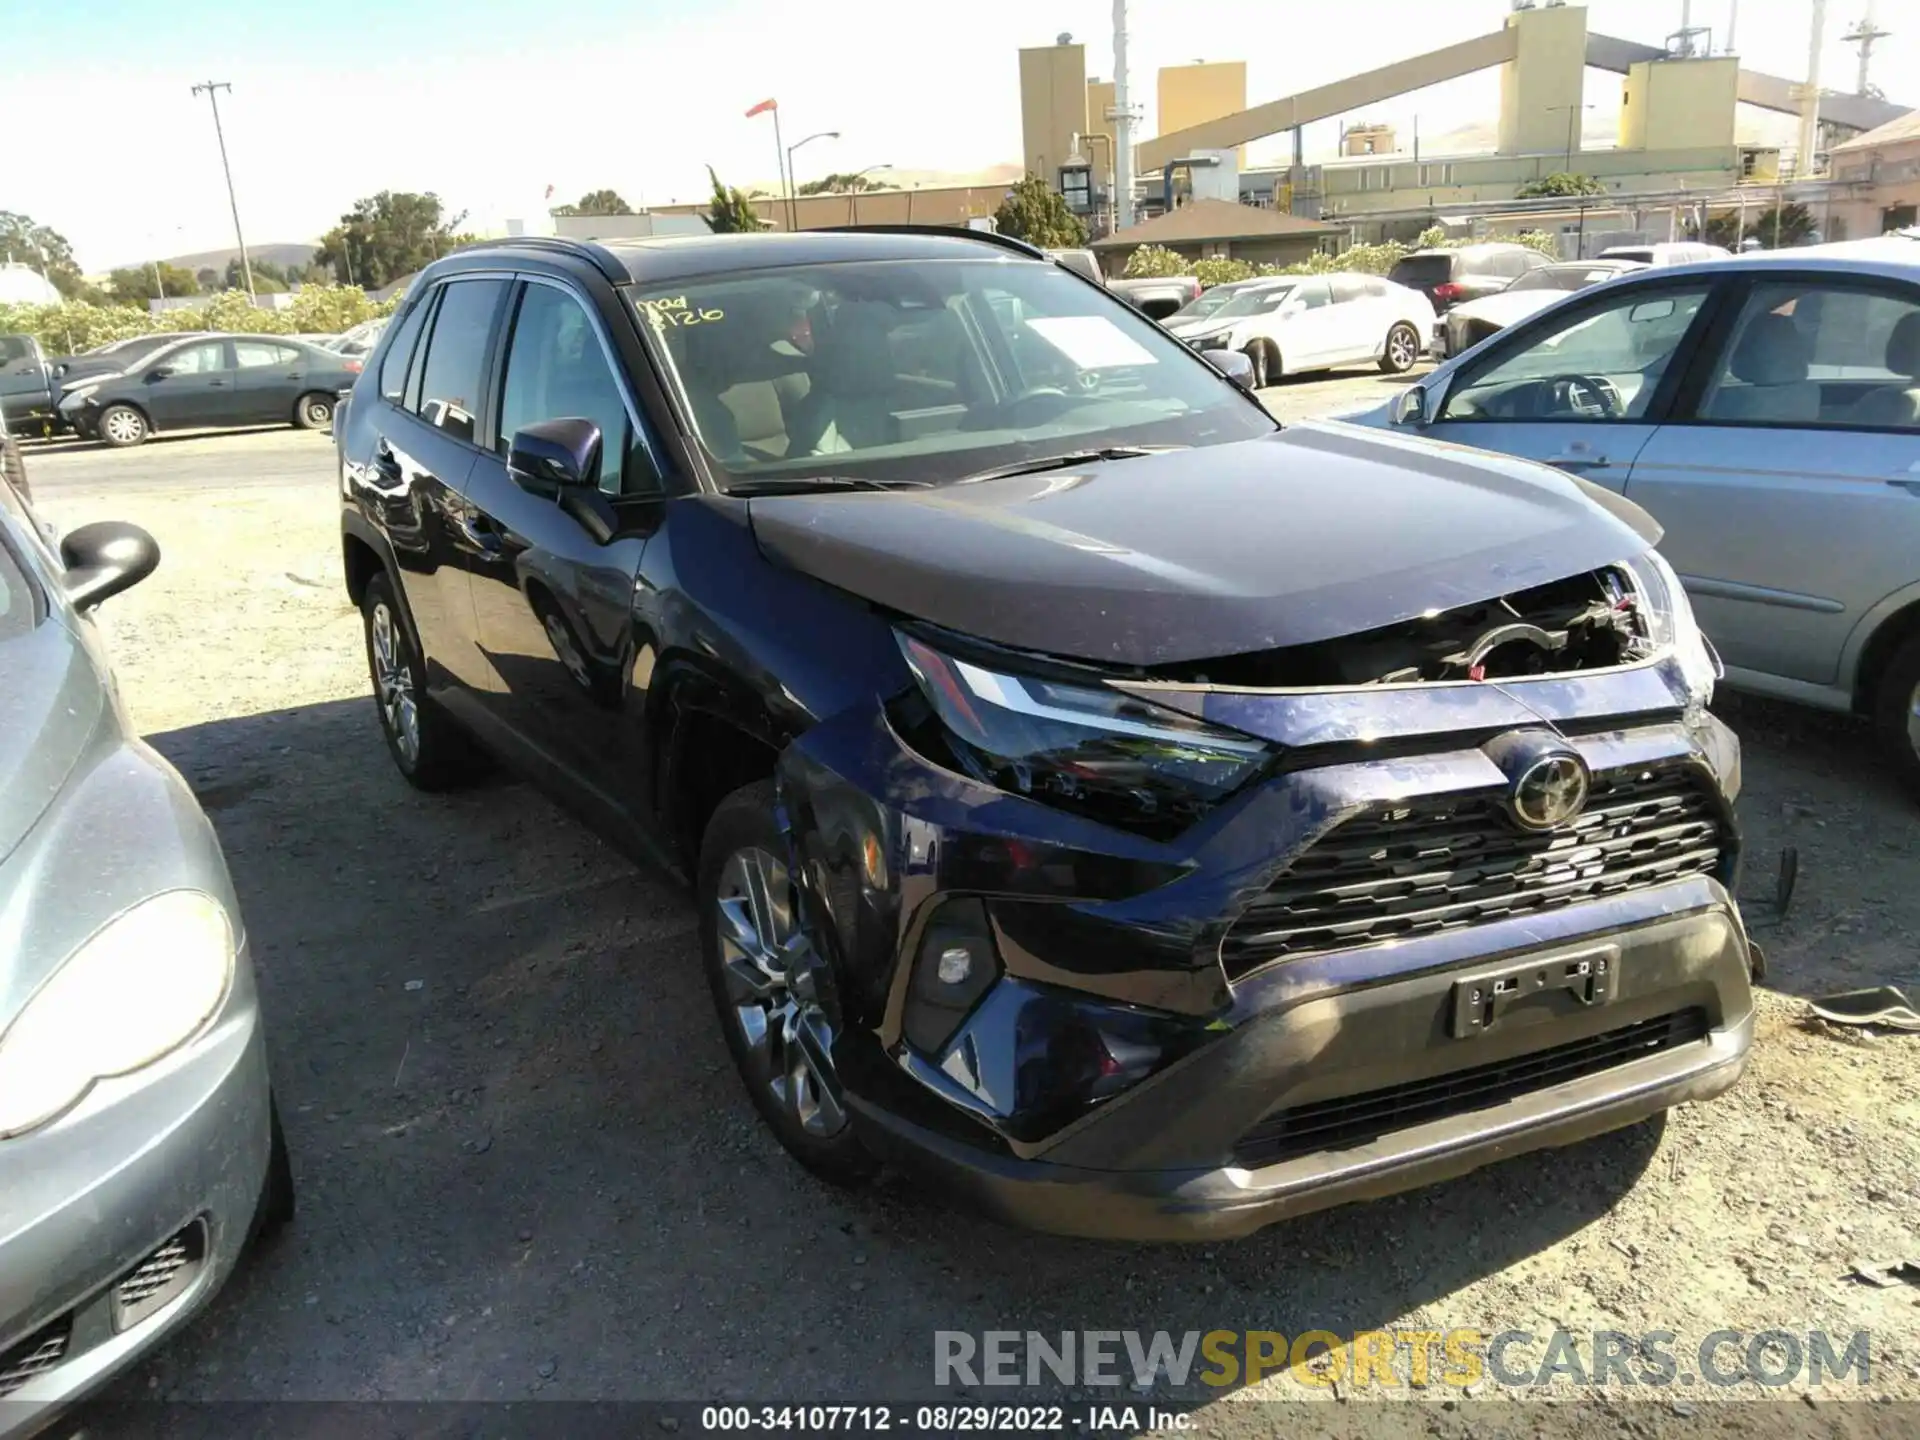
(338, 229, 1753, 1240)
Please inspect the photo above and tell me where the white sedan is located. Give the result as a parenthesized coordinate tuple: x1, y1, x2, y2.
(1433, 258, 1646, 360)
(1162, 274, 1434, 385)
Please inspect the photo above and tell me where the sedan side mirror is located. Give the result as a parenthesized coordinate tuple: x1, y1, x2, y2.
(146, 366, 175, 382)
(508, 417, 602, 495)
(1391, 386, 1429, 427)
(1201, 348, 1257, 392)
(60, 520, 160, 610)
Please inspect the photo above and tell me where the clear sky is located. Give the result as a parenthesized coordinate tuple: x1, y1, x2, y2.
(9, 0, 1917, 270)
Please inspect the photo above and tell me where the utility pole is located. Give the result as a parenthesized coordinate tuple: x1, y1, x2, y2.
(1547, 103, 1593, 173)
(1110, 0, 1138, 230)
(191, 81, 255, 302)
(1843, 2, 1890, 96)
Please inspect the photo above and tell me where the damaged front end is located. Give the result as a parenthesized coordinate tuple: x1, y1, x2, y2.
(771, 545, 1748, 1235)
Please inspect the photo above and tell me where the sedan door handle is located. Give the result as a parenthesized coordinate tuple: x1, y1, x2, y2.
(1545, 454, 1611, 472)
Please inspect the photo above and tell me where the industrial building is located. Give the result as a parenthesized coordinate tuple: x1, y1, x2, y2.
(1022, 1, 1914, 257)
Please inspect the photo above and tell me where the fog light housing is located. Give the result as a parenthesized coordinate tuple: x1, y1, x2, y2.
(904, 898, 1001, 1054)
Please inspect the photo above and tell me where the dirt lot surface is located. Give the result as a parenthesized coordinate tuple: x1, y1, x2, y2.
(18, 368, 1920, 1433)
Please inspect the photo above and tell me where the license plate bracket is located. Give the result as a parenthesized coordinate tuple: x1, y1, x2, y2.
(1451, 946, 1619, 1037)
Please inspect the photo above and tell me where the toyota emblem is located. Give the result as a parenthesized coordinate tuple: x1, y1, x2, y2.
(1510, 752, 1590, 831)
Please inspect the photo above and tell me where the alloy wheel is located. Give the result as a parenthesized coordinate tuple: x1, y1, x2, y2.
(1388, 326, 1417, 371)
(542, 610, 593, 689)
(305, 398, 332, 426)
(369, 601, 421, 766)
(714, 846, 848, 1137)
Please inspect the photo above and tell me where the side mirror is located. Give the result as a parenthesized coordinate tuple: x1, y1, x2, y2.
(508, 417, 602, 495)
(1391, 386, 1429, 427)
(1201, 348, 1257, 392)
(60, 520, 160, 610)
(146, 366, 175, 382)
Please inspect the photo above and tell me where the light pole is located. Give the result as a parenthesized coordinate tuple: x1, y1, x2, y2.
(847, 165, 892, 224)
(1547, 102, 1595, 174)
(191, 80, 255, 302)
(785, 130, 839, 231)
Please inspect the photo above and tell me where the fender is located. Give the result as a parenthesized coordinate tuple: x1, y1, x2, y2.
(1840, 578, 1920, 704)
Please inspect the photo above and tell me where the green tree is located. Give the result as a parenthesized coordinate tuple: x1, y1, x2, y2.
(106, 263, 203, 301)
(1515, 172, 1607, 199)
(315, 191, 472, 291)
(703, 167, 769, 233)
(0, 211, 89, 298)
(554, 188, 631, 216)
(196, 267, 221, 290)
(992, 175, 1089, 248)
(1121, 244, 1189, 279)
(1748, 203, 1817, 248)
(797, 172, 883, 196)
(224, 257, 287, 293)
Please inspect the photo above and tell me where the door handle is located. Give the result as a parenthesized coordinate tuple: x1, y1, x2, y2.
(1546, 454, 1611, 472)
(453, 510, 506, 557)
(209, 379, 228, 388)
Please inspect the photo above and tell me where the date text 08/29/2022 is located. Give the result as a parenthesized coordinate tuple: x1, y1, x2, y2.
(698, 1406, 1181, 1433)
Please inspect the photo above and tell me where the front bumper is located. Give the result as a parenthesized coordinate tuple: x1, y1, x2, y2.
(0, 957, 271, 1431)
(781, 668, 1751, 1241)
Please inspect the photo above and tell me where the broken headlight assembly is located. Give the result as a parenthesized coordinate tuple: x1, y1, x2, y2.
(1622, 549, 1720, 714)
(896, 632, 1269, 839)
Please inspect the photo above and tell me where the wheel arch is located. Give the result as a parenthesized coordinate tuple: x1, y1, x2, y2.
(1851, 591, 1920, 714)
(649, 656, 790, 867)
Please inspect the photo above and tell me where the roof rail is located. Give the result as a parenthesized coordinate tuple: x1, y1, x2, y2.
(814, 224, 1046, 261)
(481, 234, 629, 285)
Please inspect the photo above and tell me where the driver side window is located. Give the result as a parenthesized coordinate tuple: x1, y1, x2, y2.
(1438, 284, 1710, 423)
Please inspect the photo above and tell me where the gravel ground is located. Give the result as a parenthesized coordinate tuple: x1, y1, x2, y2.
(17, 366, 1920, 1432)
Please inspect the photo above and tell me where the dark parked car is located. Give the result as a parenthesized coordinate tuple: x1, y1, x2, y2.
(338, 230, 1752, 1240)
(0, 334, 59, 432)
(1388, 242, 1553, 314)
(60, 334, 361, 446)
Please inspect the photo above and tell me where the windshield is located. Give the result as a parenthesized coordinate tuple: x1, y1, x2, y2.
(1208, 283, 1297, 319)
(1171, 283, 1281, 322)
(631, 258, 1274, 487)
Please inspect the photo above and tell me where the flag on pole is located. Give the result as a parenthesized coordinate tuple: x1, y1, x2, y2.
(543, 184, 554, 199)
(745, 98, 777, 117)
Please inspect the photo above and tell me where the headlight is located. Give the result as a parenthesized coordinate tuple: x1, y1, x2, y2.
(896, 633, 1268, 838)
(1624, 550, 1720, 714)
(0, 891, 235, 1139)
(59, 383, 101, 409)
(1195, 332, 1232, 350)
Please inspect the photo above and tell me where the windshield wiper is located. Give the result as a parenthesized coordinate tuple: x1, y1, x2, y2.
(955, 446, 1182, 486)
(723, 476, 936, 497)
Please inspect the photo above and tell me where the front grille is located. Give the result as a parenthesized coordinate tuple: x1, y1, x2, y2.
(114, 1220, 207, 1331)
(1233, 1007, 1709, 1168)
(0, 1316, 72, 1398)
(1221, 762, 1725, 979)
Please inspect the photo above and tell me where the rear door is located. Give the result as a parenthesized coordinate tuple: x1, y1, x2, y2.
(460, 275, 667, 820)
(1621, 272, 1920, 688)
(1418, 276, 1720, 491)
(139, 339, 245, 429)
(232, 339, 310, 423)
(1323, 275, 1380, 366)
(0, 335, 50, 425)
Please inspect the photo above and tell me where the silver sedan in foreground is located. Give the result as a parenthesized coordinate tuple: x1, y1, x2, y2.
(0, 470, 290, 1431)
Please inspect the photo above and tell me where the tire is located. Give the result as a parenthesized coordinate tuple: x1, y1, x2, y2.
(360, 571, 488, 790)
(293, 391, 334, 430)
(1871, 629, 1920, 802)
(97, 403, 149, 447)
(1380, 322, 1421, 374)
(1242, 343, 1269, 389)
(249, 1095, 297, 1247)
(698, 779, 878, 1187)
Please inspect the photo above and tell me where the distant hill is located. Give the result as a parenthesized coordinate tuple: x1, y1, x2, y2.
(106, 241, 321, 275)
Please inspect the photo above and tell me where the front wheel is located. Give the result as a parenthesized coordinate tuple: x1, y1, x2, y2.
(1243, 342, 1273, 388)
(97, 403, 149, 447)
(293, 392, 334, 430)
(1872, 630, 1920, 803)
(699, 780, 877, 1187)
(1380, 322, 1421, 374)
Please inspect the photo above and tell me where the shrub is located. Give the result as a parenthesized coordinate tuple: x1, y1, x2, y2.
(0, 285, 402, 354)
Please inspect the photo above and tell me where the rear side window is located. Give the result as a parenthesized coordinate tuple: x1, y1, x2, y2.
(414, 279, 506, 444)
(379, 301, 430, 405)
(1389, 255, 1455, 288)
(0, 336, 34, 366)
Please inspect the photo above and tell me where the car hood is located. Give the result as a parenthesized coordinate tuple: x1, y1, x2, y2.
(1449, 291, 1559, 328)
(746, 422, 1652, 667)
(1163, 315, 1230, 338)
(0, 618, 106, 866)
